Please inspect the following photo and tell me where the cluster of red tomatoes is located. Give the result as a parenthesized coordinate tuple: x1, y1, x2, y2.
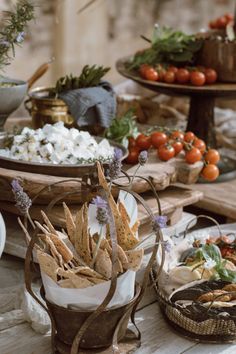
(139, 64, 217, 86)
(209, 13, 233, 30)
(126, 130, 220, 182)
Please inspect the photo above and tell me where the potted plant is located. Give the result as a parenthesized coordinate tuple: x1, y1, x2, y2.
(0, 0, 34, 143)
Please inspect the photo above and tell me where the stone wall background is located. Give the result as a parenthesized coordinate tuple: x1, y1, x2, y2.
(1, 0, 235, 87)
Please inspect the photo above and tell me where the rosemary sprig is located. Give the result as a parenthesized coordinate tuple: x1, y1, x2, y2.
(0, 0, 34, 70)
(54, 65, 110, 94)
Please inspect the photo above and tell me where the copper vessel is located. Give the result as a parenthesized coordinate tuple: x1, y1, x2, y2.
(25, 87, 74, 128)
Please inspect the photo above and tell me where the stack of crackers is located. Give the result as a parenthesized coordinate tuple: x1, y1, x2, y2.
(25, 163, 144, 290)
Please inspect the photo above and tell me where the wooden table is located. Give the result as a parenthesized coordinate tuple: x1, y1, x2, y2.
(1, 254, 236, 354)
(185, 178, 236, 221)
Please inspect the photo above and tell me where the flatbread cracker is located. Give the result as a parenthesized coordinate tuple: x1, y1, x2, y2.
(94, 247, 112, 279)
(48, 233, 74, 263)
(131, 220, 140, 235)
(37, 250, 59, 282)
(97, 162, 138, 250)
(41, 211, 57, 234)
(125, 249, 144, 271)
(58, 268, 93, 289)
(118, 202, 130, 224)
(71, 266, 105, 280)
(74, 205, 92, 266)
(58, 278, 76, 288)
(63, 202, 76, 245)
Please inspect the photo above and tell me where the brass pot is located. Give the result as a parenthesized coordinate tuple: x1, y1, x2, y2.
(25, 87, 74, 129)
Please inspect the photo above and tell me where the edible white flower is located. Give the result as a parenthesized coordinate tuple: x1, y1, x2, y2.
(203, 259, 216, 270)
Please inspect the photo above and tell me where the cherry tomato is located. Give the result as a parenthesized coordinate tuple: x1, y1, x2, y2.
(139, 64, 150, 78)
(205, 68, 217, 84)
(221, 246, 234, 258)
(157, 68, 167, 82)
(171, 131, 184, 141)
(225, 13, 234, 22)
(209, 20, 217, 29)
(176, 68, 190, 84)
(151, 131, 168, 148)
(164, 71, 176, 84)
(184, 131, 195, 143)
(136, 134, 152, 150)
(201, 164, 219, 181)
(168, 66, 178, 74)
(193, 138, 206, 154)
(185, 147, 202, 164)
(197, 66, 206, 74)
(172, 140, 183, 155)
(128, 136, 137, 149)
(204, 149, 220, 164)
(158, 144, 175, 161)
(190, 71, 206, 86)
(125, 147, 140, 164)
(144, 67, 159, 81)
(216, 16, 228, 29)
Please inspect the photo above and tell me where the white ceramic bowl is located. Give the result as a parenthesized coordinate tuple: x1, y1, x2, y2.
(0, 213, 6, 258)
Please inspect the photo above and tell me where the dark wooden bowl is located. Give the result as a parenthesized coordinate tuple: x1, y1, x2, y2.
(41, 284, 140, 350)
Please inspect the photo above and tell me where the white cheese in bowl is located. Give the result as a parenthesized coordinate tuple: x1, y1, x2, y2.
(0, 122, 114, 165)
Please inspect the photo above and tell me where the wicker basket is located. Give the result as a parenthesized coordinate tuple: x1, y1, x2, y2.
(152, 215, 236, 343)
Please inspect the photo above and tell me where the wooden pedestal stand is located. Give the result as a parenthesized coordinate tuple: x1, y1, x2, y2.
(116, 57, 236, 181)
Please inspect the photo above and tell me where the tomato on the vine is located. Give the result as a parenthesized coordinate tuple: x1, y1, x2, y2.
(184, 131, 195, 143)
(205, 69, 217, 84)
(158, 144, 175, 161)
(171, 131, 184, 141)
(136, 134, 152, 150)
(190, 71, 206, 86)
(151, 131, 168, 148)
(144, 67, 159, 81)
(139, 64, 150, 78)
(168, 66, 178, 74)
(172, 140, 183, 155)
(164, 71, 175, 84)
(193, 138, 206, 154)
(201, 164, 219, 181)
(157, 68, 167, 82)
(216, 15, 228, 29)
(176, 68, 190, 84)
(125, 147, 140, 164)
(128, 136, 137, 149)
(204, 149, 220, 164)
(185, 147, 202, 164)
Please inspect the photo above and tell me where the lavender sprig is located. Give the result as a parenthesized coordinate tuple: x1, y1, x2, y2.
(152, 215, 167, 232)
(11, 179, 34, 229)
(108, 148, 123, 181)
(91, 196, 109, 265)
(125, 150, 148, 199)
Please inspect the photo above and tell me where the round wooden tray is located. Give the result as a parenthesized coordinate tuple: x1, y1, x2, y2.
(0, 138, 128, 178)
(116, 56, 236, 97)
(116, 56, 236, 146)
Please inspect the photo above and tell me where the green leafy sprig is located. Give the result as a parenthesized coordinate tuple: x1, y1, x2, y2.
(193, 244, 236, 283)
(55, 65, 110, 94)
(0, 0, 34, 70)
(104, 109, 139, 147)
(128, 25, 203, 70)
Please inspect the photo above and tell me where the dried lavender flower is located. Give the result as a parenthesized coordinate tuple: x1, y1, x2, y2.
(108, 148, 123, 180)
(138, 150, 148, 166)
(162, 240, 172, 253)
(11, 179, 32, 215)
(152, 215, 167, 232)
(92, 196, 109, 225)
